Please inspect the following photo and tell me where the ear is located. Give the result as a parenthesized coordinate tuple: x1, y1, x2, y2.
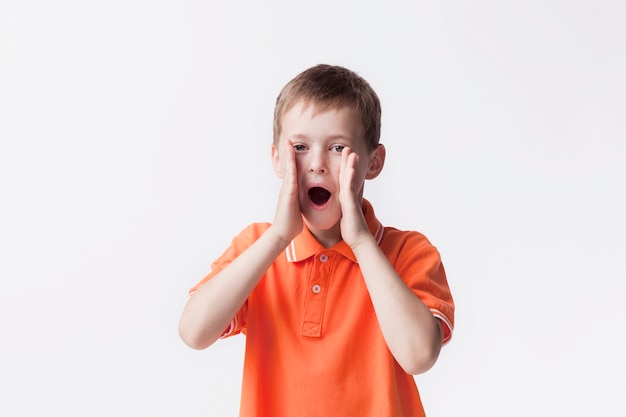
(271, 143, 283, 178)
(365, 144, 386, 180)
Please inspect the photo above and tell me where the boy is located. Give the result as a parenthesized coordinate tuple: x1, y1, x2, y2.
(179, 64, 455, 417)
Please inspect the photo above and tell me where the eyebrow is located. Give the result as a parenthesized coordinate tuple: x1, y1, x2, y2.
(288, 134, 355, 142)
(288, 134, 310, 140)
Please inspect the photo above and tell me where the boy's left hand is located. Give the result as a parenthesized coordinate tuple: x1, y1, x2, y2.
(338, 147, 371, 248)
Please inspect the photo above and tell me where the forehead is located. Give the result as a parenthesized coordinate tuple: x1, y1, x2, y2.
(279, 103, 364, 146)
(280, 100, 361, 132)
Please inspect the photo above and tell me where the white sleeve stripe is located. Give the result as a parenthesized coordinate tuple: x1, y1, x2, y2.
(431, 309, 453, 344)
(286, 240, 296, 262)
(220, 316, 238, 338)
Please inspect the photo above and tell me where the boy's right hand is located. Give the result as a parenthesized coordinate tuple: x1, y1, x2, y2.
(271, 140, 303, 246)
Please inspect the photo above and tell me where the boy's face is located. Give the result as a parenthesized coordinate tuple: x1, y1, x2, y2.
(272, 101, 384, 242)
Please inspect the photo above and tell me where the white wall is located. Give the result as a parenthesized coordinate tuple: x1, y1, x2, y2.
(1, 1, 625, 416)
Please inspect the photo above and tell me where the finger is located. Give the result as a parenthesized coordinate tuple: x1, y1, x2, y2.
(346, 152, 358, 191)
(349, 151, 359, 170)
(341, 147, 359, 193)
(283, 140, 298, 186)
(340, 146, 351, 184)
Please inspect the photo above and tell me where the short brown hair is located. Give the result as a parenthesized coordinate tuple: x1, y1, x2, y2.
(273, 64, 381, 150)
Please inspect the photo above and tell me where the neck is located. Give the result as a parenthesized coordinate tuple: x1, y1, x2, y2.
(305, 222, 342, 248)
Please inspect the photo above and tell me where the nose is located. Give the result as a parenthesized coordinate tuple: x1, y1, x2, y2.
(308, 150, 327, 174)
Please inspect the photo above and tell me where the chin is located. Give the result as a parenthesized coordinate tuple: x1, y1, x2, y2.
(302, 205, 342, 233)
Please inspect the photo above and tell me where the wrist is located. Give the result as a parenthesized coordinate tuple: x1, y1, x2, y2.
(347, 231, 377, 255)
(265, 224, 296, 251)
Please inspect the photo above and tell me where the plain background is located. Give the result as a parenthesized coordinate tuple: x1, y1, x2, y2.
(1, 1, 625, 416)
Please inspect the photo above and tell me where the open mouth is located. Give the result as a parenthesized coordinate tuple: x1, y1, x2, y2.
(308, 187, 331, 206)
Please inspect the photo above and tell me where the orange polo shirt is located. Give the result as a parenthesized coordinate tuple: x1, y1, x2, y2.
(189, 199, 454, 417)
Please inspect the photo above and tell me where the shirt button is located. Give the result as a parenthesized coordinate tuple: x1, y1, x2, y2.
(312, 284, 321, 294)
(319, 254, 328, 262)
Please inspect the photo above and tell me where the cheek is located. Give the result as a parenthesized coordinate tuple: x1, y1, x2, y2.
(354, 161, 370, 181)
(332, 159, 347, 182)
(293, 154, 304, 172)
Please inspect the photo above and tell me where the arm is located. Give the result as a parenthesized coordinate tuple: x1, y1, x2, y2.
(338, 148, 443, 375)
(178, 140, 302, 350)
(350, 235, 444, 374)
(178, 227, 290, 349)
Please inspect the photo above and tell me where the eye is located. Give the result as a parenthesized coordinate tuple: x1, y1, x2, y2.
(331, 145, 345, 153)
(293, 144, 307, 152)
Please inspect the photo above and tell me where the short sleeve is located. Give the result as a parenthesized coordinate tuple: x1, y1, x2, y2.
(187, 222, 271, 338)
(385, 230, 455, 344)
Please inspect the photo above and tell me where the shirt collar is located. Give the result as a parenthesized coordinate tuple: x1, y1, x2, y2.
(285, 198, 384, 263)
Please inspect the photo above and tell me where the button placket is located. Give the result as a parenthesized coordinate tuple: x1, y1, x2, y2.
(301, 252, 332, 337)
(312, 253, 328, 294)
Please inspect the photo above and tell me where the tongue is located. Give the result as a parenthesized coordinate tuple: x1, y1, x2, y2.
(309, 187, 331, 205)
